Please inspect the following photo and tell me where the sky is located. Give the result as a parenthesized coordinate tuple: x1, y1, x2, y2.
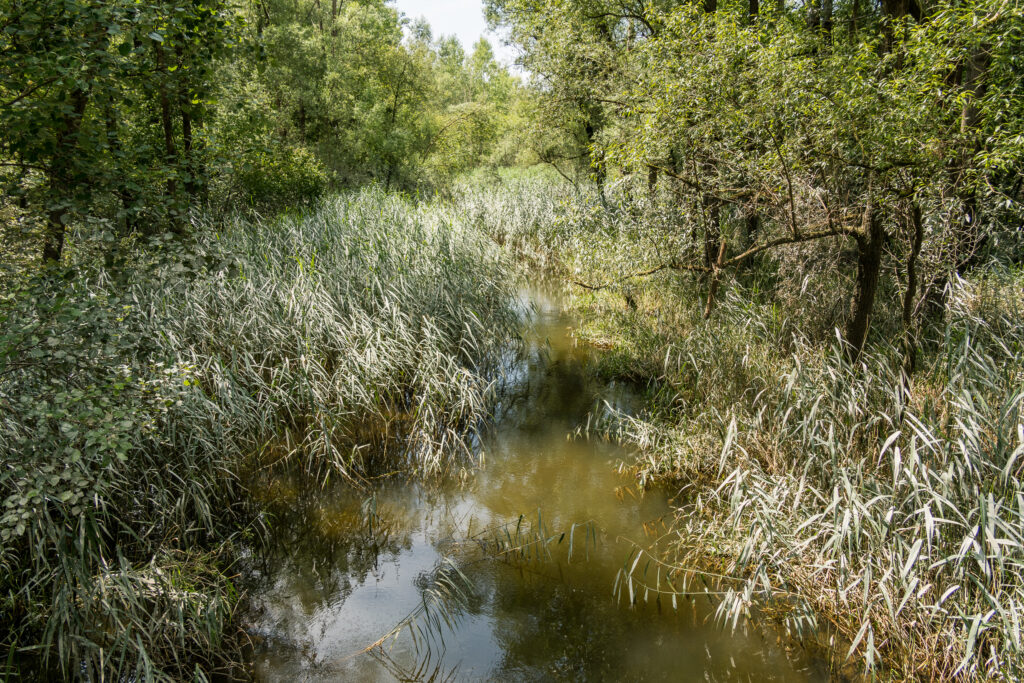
(392, 0, 517, 66)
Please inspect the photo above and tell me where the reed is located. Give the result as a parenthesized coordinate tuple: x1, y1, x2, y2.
(0, 187, 518, 679)
(480, 177, 1024, 680)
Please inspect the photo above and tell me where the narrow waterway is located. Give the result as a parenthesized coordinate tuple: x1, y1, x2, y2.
(244, 287, 827, 681)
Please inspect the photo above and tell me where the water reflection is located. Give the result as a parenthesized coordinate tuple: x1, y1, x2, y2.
(244, 287, 826, 681)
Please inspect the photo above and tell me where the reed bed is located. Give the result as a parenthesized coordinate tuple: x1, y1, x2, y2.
(608, 276, 1024, 680)
(0, 187, 518, 680)
(476, 178, 1024, 680)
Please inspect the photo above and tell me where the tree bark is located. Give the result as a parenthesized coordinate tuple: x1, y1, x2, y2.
(704, 238, 727, 318)
(845, 198, 884, 362)
(702, 196, 721, 273)
(155, 44, 178, 200)
(902, 203, 923, 374)
(822, 0, 833, 40)
(42, 88, 89, 265)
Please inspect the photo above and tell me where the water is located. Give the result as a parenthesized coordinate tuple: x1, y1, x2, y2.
(243, 287, 827, 681)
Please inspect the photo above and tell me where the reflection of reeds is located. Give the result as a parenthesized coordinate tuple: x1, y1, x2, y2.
(478, 513, 601, 566)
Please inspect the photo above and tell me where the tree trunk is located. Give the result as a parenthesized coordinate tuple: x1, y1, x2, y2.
(902, 203, 923, 374)
(42, 88, 89, 265)
(155, 44, 178, 200)
(704, 239, 727, 318)
(583, 119, 606, 203)
(954, 44, 991, 273)
(822, 0, 833, 40)
(845, 200, 884, 363)
(702, 196, 721, 273)
(102, 97, 137, 241)
(740, 210, 760, 271)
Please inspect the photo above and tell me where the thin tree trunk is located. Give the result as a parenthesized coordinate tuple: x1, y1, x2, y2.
(102, 96, 137, 246)
(181, 107, 195, 196)
(704, 239, 727, 318)
(740, 210, 760, 271)
(155, 44, 178, 200)
(702, 196, 721, 273)
(902, 203, 924, 374)
(42, 88, 89, 264)
(845, 198, 884, 362)
(175, 46, 199, 199)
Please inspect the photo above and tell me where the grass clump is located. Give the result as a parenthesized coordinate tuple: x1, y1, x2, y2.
(0, 187, 518, 680)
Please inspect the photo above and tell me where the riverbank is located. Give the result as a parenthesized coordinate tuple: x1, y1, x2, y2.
(241, 284, 826, 681)
(0, 188, 519, 680)
(465, 176, 1024, 680)
(4, 178, 1020, 680)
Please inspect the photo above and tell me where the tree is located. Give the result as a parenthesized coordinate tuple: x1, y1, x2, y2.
(489, 0, 1024, 361)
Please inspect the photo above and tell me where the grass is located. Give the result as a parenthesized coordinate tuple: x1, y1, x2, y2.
(473, 176, 1024, 680)
(0, 186, 518, 680)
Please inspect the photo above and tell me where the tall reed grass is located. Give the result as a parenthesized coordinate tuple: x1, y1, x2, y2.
(0, 187, 518, 680)
(607, 275, 1024, 680)
(475, 177, 1024, 679)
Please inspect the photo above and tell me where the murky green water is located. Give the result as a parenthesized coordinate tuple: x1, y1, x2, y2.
(243, 288, 828, 681)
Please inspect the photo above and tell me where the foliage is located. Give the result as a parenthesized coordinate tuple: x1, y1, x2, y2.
(489, 0, 1024, 358)
(230, 143, 330, 208)
(0, 0, 242, 261)
(479, 176, 1024, 679)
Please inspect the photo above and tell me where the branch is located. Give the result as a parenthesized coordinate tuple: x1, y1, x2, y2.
(1, 76, 60, 109)
(583, 11, 657, 36)
(724, 222, 859, 267)
(645, 163, 754, 204)
(571, 259, 711, 291)
(572, 216, 862, 291)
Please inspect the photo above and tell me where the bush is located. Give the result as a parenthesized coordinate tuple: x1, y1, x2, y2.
(231, 144, 331, 209)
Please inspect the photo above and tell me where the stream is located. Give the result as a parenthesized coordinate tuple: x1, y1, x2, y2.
(243, 287, 828, 681)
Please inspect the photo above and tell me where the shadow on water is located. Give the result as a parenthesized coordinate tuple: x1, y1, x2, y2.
(242, 286, 830, 682)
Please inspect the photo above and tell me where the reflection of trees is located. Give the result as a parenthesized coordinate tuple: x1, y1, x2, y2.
(482, 569, 815, 682)
(244, 473, 418, 657)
